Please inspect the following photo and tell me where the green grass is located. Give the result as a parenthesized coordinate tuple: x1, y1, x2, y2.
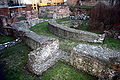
(17, 17, 26, 20)
(104, 38, 120, 50)
(80, 20, 89, 30)
(56, 17, 71, 23)
(0, 35, 14, 44)
(0, 43, 33, 80)
(30, 22, 120, 51)
(69, 5, 92, 11)
(30, 22, 56, 38)
(41, 61, 96, 80)
(39, 17, 53, 19)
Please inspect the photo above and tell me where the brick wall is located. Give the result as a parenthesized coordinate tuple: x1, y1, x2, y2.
(0, 4, 33, 18)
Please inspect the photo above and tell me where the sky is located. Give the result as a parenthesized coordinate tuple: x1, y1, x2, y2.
(64, 0, 67, 2)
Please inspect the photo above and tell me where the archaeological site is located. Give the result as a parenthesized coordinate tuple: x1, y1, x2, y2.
(0, 0, 120, 80)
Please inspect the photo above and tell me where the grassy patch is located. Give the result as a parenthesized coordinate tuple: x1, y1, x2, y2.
(0, 43, 33, 80)
(80, 20, 89, 30)
(41, 61, 96, 80)
(69, 5, 92, 11)
(39, 17, 53, 19)
(56, 17, 71, 23)
(104, 38, 120, 50)
(17, 17, 26, 20)
(0, 43, 34, 80)
(30, 22, 56, 38)
(0, 35, 14, 44)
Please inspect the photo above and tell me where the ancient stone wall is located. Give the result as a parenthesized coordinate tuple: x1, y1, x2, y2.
(39, 6, 71, 19)
(69, 44, 120, 78)
(48, 20, 105, 43)
(10, 19, 60, 75)
(3, 18, 120, 78)
(11, 19, 45, 29)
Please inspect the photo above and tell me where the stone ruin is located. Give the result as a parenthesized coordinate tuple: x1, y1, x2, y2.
(48, 20, 105, 43)
(70, 44, 120, 79)
(39, 6, 71, 19)
(10, 19, 64, 75)
(0, 18, 120, 79)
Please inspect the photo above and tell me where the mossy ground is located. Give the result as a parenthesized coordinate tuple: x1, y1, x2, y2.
(0, 35, 15, 44)
(41, 61, 96, 80)
(39, 17, 53, 19)
(0, 42, 33, 80)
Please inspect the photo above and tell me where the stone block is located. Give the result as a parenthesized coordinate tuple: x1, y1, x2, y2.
(70, 44, 120, 77)
(48, 20, 105, 43)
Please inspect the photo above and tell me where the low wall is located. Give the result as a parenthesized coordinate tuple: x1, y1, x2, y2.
(11, 19, 49, 29)
(70, 44, 120, 78)
(12, 26, 59, 50)
(48, 20, 105, 43)
(11, 19, 60, 75)
(0, 15, 46, 35)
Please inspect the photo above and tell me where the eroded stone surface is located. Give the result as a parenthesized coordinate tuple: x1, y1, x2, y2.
(6, 18, 119, 78)
(70, 44, 120, 77)
(11, 20, 61, 75)
(11, 19, 51, 29)
(48, 20, 105, 43)
(39, 6, 71, 19)
(28, 49, 64, 75)
(74, 44, 120, 61)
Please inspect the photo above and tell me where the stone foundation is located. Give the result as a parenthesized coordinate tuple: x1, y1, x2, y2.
(11, 19, 47, 29)
(70, 44, 120, 78)
(48, 20, 105, 43)
(10, 19, 61, 75)
(2, 18, 119, 78)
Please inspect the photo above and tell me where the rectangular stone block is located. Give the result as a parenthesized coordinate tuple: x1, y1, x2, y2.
(70, 44, 120, 77)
